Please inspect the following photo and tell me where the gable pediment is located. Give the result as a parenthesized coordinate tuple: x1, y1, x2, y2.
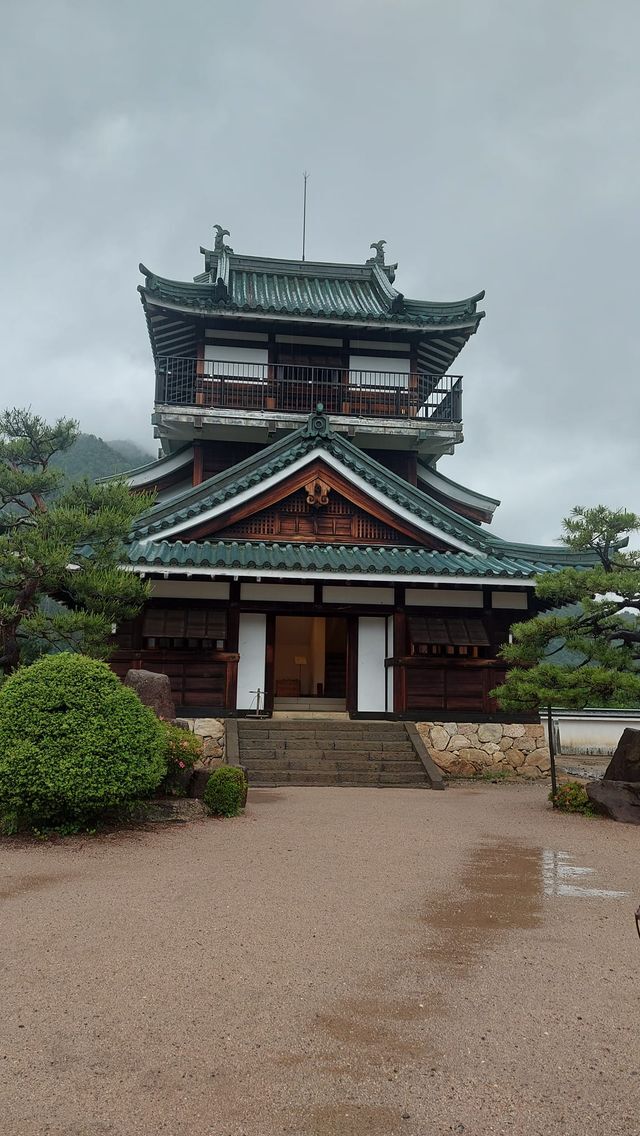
(180, 459, 457, 549)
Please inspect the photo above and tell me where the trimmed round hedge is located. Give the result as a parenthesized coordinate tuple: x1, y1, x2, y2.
(0, 653, 167, 827)
(203, 766, 247, 817)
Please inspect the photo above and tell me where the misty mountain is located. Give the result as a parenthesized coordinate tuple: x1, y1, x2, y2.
(52, 434, 154, 484)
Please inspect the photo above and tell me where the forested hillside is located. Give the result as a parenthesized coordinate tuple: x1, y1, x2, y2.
(52, 434, 154, 484)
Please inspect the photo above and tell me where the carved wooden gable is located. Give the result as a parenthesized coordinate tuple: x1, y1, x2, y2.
(180, 459, 457, 549)
(217, 486, 421, 545)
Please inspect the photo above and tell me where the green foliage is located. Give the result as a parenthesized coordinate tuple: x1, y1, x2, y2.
(203, 766, 247, 818)
(494, 505, 640, 712)
(0, 653, 167, 830)
(160, 722, 203, 791)
(0, 408, 155, 673)
(549, 780, 596, 816)
(52, 434, 154, 486)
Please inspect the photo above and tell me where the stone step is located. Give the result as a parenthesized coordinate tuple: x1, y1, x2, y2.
(271, 712, 351, 720)
(242, 756, 422, 772)
(248, 770, 429, 787)
(242, 749, 415, 764)
(239, 737, 414, 752)
(238, 721, 407, 735)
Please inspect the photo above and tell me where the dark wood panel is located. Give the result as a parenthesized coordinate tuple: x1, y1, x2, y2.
(110, 650, 232, 710)
(403, 660, 506, 715)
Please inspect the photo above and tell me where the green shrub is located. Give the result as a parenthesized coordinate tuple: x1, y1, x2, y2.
(203, 766, 247, 817)
(160, 722, 203, 792)
(0, 653, 167, 830)
(549, 780, 596, 816)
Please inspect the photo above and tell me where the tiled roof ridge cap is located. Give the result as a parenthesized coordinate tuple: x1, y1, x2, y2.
(139, 261, 485, 314)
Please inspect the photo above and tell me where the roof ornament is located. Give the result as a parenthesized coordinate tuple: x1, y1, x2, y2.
(302, 403, 331, 439)
(213, 224, 233, 255)
(366, 239, 386, 266)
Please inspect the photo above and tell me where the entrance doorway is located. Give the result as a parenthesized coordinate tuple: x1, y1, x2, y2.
(273, 616, 347, 704)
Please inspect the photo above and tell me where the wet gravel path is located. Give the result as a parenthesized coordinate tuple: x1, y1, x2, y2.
(1, 783, 638, 1135)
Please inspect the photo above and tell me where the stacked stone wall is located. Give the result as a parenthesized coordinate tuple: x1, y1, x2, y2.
(184, 718, 226, 764)
(416, 721, 550, 778)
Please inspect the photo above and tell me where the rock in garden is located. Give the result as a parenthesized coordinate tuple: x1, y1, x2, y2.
(602, 728, 640, 782)
(124, 669, 176, 721)
(586, 778, 640, 825)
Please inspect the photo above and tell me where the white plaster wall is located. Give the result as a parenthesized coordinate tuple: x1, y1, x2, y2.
(357, 617, 387, 712)
(405, 588, 483, 608)
(543, 711, 640, 756)
(204, 345, 268, 374)
(241, 583, 314, 603)
(349, 355, 411, 387)
(323, 586, 394, 606)
(237, 613, 267, 711)
(150, 581, 230, 599)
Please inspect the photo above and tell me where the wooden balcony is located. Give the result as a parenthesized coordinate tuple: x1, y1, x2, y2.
(155, 358, 463, 423)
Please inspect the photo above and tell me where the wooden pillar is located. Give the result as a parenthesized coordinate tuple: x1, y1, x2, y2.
(393, 586, 408, 713)
(192, 442, 204, 487)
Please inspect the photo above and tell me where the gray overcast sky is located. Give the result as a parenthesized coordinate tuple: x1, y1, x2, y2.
(1, 0, 638, 544)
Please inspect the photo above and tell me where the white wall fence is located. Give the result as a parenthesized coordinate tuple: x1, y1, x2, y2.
(541, 709, 640, 756)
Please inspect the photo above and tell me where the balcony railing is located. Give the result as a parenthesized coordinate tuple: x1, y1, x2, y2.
(155, 358, 462, 422)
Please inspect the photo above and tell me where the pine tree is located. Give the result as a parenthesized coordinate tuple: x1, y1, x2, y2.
(494, 506, 640, 711)
(0, 409, 152, 674)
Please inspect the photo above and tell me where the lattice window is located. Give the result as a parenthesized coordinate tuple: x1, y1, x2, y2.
(219, 488, 419, 545)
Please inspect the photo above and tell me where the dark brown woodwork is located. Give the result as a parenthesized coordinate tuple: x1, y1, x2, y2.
(201, 440, 263, 480)
(264, 613, 276, 713)
(110, 649, 237, 710)
(192, 442, 204, 487)
(367, 449, 418, 487)
(346, 617, 358, 714)
(218, 487, 416, 546)
(397, 658, 508, 715)
(183, 459, 450, 548)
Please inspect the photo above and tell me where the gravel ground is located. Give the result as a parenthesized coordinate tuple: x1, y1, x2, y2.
(1, 783, 639, 1136)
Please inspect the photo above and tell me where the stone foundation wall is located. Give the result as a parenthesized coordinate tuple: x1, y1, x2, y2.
(183, 718, 226, 763)
(416, 721, 550, 779)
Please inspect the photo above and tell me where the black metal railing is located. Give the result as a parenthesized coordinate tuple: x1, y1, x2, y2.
(154, 358, 462, 422)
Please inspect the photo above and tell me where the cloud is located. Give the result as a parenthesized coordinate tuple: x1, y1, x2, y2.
(0, 0, 638, 542)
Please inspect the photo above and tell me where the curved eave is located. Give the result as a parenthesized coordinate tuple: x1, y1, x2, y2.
(418, 462, 500, 522)
(111, 539, 596, 583)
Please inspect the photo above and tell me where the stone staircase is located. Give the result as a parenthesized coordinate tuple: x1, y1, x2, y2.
(235, 719, 441, 788)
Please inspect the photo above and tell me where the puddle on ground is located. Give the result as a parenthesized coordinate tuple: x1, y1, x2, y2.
(422, 841, 628, 972)
(421, 841, 542, 972)
(542, 849, 628, 898)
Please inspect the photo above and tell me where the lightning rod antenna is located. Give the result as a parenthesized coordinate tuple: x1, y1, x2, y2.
(301, 171, 308, 261)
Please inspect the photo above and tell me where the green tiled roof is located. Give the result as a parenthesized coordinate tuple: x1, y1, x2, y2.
(138, 240, 485, 368)
(140, 262, 483, 329)
(116, 540, 591, 580)
(129, 411, 597, 572)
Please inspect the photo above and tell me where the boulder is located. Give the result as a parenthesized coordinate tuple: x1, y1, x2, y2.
(503, 723, 526, 738)
(203, 736, 224, 761)
(449, 733, 478, 750)
(478, 723, 502, 744)
(192, 718, 225, 740)
(586, 779, 640, 825)
(603, 728, 640, 782)
(429, 725, 451, 752)
(124, 669, 175, 721)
